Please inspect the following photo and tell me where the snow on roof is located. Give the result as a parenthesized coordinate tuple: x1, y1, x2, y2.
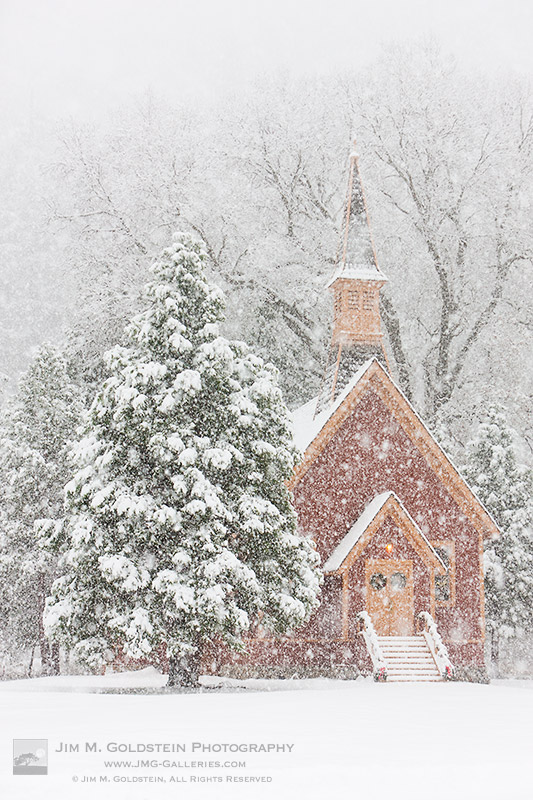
(323, 492, 392, 571)
(323, 491, 447, 572)
(326, 265, 387, 288)
(292, 359, 375, 453)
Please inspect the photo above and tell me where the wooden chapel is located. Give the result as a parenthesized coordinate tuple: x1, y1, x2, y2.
(214, 144, 499, 682)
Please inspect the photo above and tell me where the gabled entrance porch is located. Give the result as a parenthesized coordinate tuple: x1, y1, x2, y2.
(323, 491, 447, 649)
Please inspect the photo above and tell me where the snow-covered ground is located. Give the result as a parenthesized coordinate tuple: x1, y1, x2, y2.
(1, 669, 531, 800)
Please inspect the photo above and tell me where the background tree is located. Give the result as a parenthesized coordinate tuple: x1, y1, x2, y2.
(461, 405, 533, 674)
(350, 45, 533, 430)
(0, 118, 70, 395)
(0, 344, 83, 675)
(44, 234, 321, 686)
(42, 48, 533, 457)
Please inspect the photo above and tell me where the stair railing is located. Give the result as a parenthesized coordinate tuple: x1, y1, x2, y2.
(356, 611, 387, 681)
(417, 611, 454, 680)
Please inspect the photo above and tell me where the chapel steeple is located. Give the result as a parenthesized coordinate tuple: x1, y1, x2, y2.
(315, 142, 389, 415)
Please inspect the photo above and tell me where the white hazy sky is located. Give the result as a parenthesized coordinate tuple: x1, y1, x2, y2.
(1, 0, 533, 120)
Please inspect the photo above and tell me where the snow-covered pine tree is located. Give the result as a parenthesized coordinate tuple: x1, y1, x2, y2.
(462, 405, 533, 672)
(44, 233, 322, 686)
(0, 344, 83, 675)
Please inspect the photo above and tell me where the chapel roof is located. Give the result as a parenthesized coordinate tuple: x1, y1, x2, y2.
(293, 359, 374, 453)
(322, 491, 447, 573)
(333, 144, 386, 282)
(291, 358, 500, 540)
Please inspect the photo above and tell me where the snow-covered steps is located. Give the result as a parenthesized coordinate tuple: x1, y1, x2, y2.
(378, 635, 443, 682)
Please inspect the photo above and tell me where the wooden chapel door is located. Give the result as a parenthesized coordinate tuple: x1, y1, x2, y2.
(365, 559, 414, 636)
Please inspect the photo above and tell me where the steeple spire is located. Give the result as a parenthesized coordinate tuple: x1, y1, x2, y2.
(338, 142, 384, 279)
(315, 142, 389, 415)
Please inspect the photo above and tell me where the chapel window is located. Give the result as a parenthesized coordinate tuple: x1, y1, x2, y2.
(370, 573, 387, 591)
(348, 290, 358, 308)
(434, 542, 455, 604)
(361, 289, 374, 311)
(389, 572, 407, 592)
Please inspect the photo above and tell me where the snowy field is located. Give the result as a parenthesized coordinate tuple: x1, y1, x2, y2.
(1, 669, 532, 800)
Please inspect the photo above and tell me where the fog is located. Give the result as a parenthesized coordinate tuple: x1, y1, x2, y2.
(1, 0, 532, 416)
(2, 0, 533, 121)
